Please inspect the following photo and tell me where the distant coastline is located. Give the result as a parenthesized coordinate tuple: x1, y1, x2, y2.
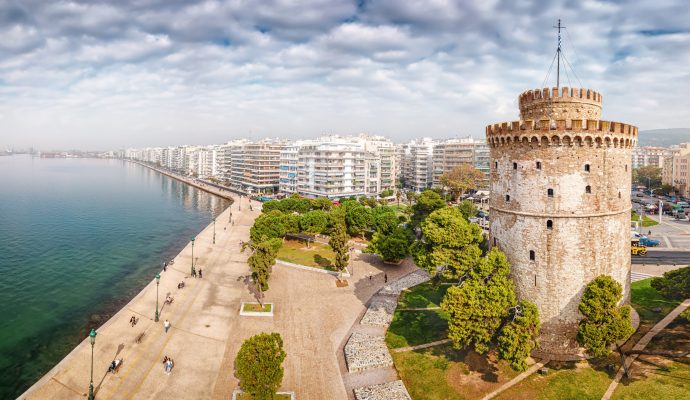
(128, 159, 236, 202)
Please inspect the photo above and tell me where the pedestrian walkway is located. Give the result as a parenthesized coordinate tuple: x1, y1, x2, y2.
(481, 360, 548, 400)
(390, 338, 451, 353)
(601, 298, 690, 400)
(631, 271, 654, 282)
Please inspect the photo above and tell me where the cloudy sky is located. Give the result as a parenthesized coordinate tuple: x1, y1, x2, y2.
(1, 0, 689, 150)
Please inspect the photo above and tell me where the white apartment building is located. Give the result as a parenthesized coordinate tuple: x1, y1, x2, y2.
(402, 138, 436, 192)
(278, 134, 397, 199)
(632, 146, 672, 169)
(229, 139, 287, 194)
(662, 143, 690, 197)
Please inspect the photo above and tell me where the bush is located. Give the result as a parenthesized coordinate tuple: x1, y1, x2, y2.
(577, 275, 634, 357)
(650, 266, 690, 300)
(235, 333, 287, 400)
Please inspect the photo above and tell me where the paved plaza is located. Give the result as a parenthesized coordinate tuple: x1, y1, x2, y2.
(21, 199, 418, 400)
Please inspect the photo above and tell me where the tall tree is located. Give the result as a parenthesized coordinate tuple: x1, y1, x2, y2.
(410, 190, 447, 227)
(497, 300, 540, 372)
(577, 275, 634, 357)
(242, 238, 281, 301)
(329, 222, 350, 277)
(299, 210, 330, 235)
(633, 165, 662, 188)
(440, 164, 484, 200)
(457, 199, 478, 220)
(235, 332, 287, 400)
(412, 207, 483, 280)
(406, 190, 417, 206)
(250, 210, 287, 242)
(369, 227, 414, 263)
(441, 249, 517, 354)
(342, 201, 373, 238)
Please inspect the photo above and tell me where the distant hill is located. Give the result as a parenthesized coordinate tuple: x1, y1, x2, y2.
(637, 128, 690, 147)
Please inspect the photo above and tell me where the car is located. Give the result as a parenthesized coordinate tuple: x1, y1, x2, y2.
(639, 236, 660, 247)
(631, 242, 648, 256)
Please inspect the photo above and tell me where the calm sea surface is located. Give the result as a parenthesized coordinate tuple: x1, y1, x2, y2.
(0, 155, 229, 399)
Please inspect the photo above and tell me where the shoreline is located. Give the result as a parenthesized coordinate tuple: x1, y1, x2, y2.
(127, 159, 237, 202)
(20, 171, 236, 399)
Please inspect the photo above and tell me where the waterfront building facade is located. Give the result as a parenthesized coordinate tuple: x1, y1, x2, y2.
(631, 146, 672, 169)
(487, 87, 636, 356)
(662, 143, 690, 197)
(229, 139, 287, 194)
(401, 138, 436, 192)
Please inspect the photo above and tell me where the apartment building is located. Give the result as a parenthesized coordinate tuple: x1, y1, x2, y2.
(432, 138, 475, 187)
(401, 138, 436, 192)
(229, 140, 287, 194)
(663, 143, 690, 197)
(279, 134, 396, 199)
(632, 146, 672, 169)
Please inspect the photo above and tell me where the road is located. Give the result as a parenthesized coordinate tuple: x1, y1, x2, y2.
(632, 250, 690, 265)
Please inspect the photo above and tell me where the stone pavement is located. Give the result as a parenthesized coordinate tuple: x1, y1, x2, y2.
(22, 198, 418, 400)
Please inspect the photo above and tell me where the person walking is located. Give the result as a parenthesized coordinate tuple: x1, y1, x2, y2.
(198, 269, 203, 279)
(164, 319, 171, 333)
(384, 273, 388, 283)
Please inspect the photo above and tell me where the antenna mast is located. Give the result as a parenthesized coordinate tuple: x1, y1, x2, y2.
(553, 19, 565, 89)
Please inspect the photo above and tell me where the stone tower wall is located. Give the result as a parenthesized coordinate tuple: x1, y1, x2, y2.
(519, 87, 602, 121)
(486, 116, 637, 356)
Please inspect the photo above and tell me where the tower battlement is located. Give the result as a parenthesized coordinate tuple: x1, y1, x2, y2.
(519, 87, 602, 121)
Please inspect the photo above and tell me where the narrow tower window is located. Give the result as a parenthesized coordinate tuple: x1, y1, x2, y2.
(495, 161, 498, 168)
(493, 237, 497, 246)
(536, 161, 542, 170)
(618, 191, 621, 199)
(513, 162, 517, 170)
(625, 165, 628, 171)
(547, 188, 554, 197)
(529, 250, 535, 261)
(547, 220, 553, 229)
(586, 185, 591, 194)
(584, 164, 590, 172)
(505, 194, 510, 202)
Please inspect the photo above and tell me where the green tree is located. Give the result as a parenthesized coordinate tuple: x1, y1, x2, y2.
(329, 222, 350, 276)
(395, 190, 402, 207)
(650, 266, 690, 300)
(235, 332, 287, 400)
(242, 238, 281, 300)
(310, 197, 332, 211)
(372, 206, 399, 235)
(457, 199, 478, 220)
(411, 190, 447, 227)
(343, 201, 373, 238)
(440, 164, 484, 200)
(380, 189, 393, 197)
(373, 227, 413, 262)
(281, 213, 300, 234)
(412, 207, 483, 280)
(299, 210, 330, 234)
(250, 210, 286, 242)
(633, 165, 662, 188)
(406, 190, 417, 206)
(441, 249, 517, 354)
(497, 300, 540, 372)
(577, 275, 634, 357)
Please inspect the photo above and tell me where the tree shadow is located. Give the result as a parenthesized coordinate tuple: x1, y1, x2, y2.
(95, 343, 124, 394)
(424, 345, 502, 383)
(313, 254, 332, 268)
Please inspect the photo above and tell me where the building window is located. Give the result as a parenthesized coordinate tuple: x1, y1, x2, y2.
(493, 237, 497, 246)
(619, 191, 621, 199)
(547, 188, 554, 197)
(625, 165, 628, 171)
(495, 161, 498, 168)
(584, 164, 590, 172)
(513, 162, 517, 170)
(536, 161, 541, 170)
(547, 220, 553, 229)
(529, 250, 535, 261)
(586, 185, 591, 194)
(505, 194, 510, 202)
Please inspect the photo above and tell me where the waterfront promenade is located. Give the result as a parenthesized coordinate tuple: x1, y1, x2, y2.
(21, 191, 414, 399)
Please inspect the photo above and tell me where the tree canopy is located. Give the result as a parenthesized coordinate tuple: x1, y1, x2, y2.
(457, 199, 478, 220)
(299, 210, 330, 235)
(411, 190, 447, 227)
(412, 207, 483, 280)
(440, 164, 484, 199)
(497, 300, 540, 372)
(577, 275, 634, 357)
(441, 249, 518, 354)
(342, 201, 373, 237)
(235, 332, 287, 400)
(632, 165, 662, 188)
(329, 222, 350, 274)
(243, 238, 281, 293)
(250, 210, 288, 242)
(650, 266, 690, 300)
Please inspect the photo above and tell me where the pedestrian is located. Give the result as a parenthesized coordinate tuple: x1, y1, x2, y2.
(163, 264, 167, 272)
(648, 230, 652, 236)
(369, 274, 372, 281)
(384, 273, 388, 283)
(164, 319, 171, 333)
(199, 269, 203, 278)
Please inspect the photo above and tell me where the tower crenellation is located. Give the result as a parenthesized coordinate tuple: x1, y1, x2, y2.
(486, 86, 636, 357)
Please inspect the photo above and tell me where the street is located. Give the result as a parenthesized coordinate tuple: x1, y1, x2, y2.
(632, 250, 690, 265)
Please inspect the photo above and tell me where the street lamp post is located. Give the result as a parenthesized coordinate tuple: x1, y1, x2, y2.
(88, 329, 97, 400)
(190, 236, 196, 276)
(155, 273, 160, 322)
(213, 218, 216, 245)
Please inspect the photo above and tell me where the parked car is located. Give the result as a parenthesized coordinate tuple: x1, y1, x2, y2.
(639, 236, 660, 247)
(631, 242, 648, 256)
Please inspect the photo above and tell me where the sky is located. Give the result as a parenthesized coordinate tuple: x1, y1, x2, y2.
(1, 0, 689, 151)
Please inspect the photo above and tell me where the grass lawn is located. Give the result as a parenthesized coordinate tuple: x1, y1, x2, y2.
(611, 359, 690, 400)
(393, 344, 519, 400)
(242, 303, 272, 312)
(276, 239, 336, 270)
(237, 393, 291, 400)
(494, 358, 616, 400)
(631, 278, 681, 324)
(386, 309, 450, 349)
(631, 211, 659, 227)
(398, 282, 450, 309)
